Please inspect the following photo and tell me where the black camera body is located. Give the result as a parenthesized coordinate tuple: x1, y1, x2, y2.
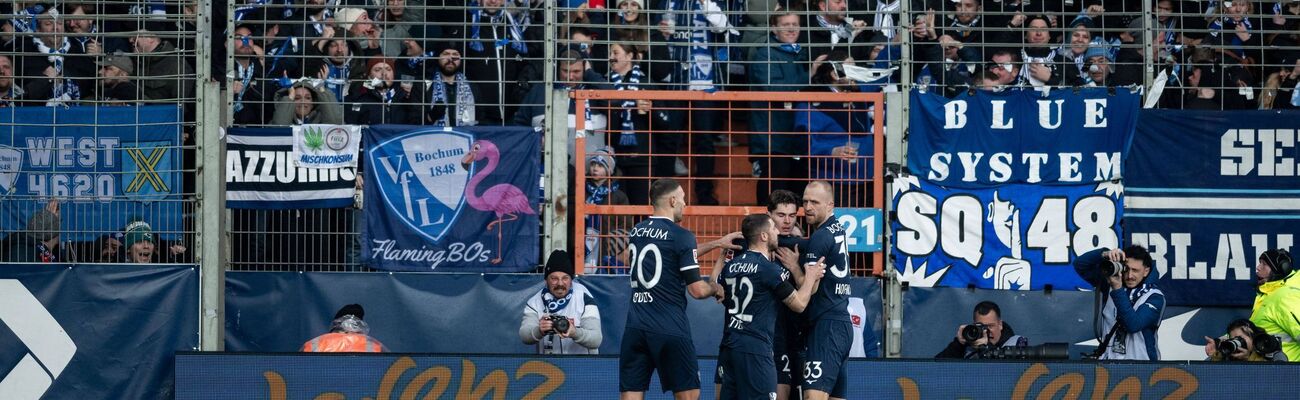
(547, 314, 571, 335)
(962, 323, 990, 343)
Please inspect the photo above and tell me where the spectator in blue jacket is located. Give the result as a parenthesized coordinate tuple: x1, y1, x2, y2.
(748, 10, 810, 206)
(1074, 246, 1165, 360)
(795, 50, 874, 208)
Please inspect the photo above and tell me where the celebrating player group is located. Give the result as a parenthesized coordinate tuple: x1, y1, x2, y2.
(620, 179, 853, 400)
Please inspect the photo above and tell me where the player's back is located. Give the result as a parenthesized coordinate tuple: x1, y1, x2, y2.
(720, 250, 789, 356)
(803, 217, 852, 323)
(626, 216, 699, 337)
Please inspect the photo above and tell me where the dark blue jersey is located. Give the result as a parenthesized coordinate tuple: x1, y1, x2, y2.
(802, 216, 852, 323)
(773, 234, 805, 350)
(720, 250, 796, 356)
(626, 216, 702, 337)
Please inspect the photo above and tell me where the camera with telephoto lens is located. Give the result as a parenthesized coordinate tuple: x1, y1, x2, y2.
(1254, 333, 1282, 355)
(1217, 336, 1249, 355)
(962, 323, 990, 343)
(976, 343, 1070, 360)
(546, 314, 570, 335)
(1100, 260, 1125, 279)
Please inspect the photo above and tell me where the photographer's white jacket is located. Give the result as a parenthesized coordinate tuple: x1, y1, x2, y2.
(520, 281, 603, 354)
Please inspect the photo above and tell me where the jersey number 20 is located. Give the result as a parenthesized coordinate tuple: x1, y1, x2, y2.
(629, 243, 663, 289)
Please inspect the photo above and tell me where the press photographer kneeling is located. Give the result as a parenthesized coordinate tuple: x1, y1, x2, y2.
(1074, 246, 1165, 360)
(936, 301, 1030, 359)
(1203, 319, 1288, 362)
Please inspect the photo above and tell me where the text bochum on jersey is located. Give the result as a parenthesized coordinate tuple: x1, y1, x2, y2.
(627, 217, 701, 338)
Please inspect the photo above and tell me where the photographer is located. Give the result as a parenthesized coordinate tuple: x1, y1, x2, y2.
(520, 250, 603, 354)
(1074, 247, 1165, 360)
(936, 301, 1028, 359)
(1203, 319, 1287, 362)
(1251, 248, 1300, 361)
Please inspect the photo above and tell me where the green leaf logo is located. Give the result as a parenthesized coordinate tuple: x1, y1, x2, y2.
(304, 127, 324, 153)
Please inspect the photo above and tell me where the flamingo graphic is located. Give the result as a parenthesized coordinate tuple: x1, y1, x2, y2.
(460, 140, 535, 264)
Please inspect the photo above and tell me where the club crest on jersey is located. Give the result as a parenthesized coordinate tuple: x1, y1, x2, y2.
(369, 128, 473, 242)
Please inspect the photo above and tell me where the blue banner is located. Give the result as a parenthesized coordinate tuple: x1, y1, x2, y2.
(362, 126, 540, 272)
(175, 354, 1298, 399)
(908, 89, 1139, 188)
(0, 264, 198, 399)
(0, 106, 183, 241)
(224, 272, 883, 357)
(896, 90, 1136, 290)
(1126, 109, 1300, 306)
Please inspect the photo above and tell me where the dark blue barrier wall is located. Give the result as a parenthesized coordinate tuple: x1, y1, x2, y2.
(0, 264, 198, 400)
(226, 272, 882, 356)
(175, 353, 1299, 399)
(901, 287, 1250, 360)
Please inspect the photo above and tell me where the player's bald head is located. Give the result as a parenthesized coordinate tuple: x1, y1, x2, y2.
(805, 181, 833, 203)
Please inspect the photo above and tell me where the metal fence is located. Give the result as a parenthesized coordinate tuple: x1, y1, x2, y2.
(0, 5, 200, 265)
(5, 1, 1297, 270)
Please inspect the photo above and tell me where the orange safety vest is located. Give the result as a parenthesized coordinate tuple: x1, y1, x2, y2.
(301, 332, 385, 352)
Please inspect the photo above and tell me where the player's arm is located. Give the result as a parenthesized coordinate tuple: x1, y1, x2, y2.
(687, 276, 717, 299)
(698, 231, 743, 255)
(782, 257, 826, 313)
(681, 231, 719, 299)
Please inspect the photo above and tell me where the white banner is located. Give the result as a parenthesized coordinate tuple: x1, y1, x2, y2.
(292, 125, 360, 169)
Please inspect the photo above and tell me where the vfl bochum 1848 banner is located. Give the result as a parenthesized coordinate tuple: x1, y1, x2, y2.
(0, 106, 182, 241)
(363, 126, 540, 272)
(1127, 110, 1300, 306)
(893, 89, 1139, 290)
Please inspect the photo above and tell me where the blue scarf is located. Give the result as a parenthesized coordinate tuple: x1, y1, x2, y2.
(467, 4, 529, 54)
(431, 72, 477, 126)
(542, 288, 573, 314)
(324, 63, 349, 101)
(586, 181, 619, 205)
(234, 62, 256, 113)
(1210, 18, 1252, 59)
(609, 65, 645, 146)
(665, 0, 718, 91)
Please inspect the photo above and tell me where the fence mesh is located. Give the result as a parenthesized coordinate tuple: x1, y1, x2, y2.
(573, 89, 885, 277)
(0, 5, 198, 265)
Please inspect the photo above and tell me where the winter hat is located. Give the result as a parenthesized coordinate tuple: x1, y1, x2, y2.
(1262, 249, 1294, 281)
(334, 303, 366, 320)
(1083, 45, 1111, 62)
(617, 0, 644, 8)
(123, 219, 155, 249)
(586, 146, 616, 174)
(543, 249, 575, 279)
(25, 209, 60, 242)
(334, 8, 369, 31)
(366, 57, 395, 73)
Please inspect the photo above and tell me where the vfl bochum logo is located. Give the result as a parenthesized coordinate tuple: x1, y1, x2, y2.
(370, 129, 473, 242)
(0, 145, 20, 196)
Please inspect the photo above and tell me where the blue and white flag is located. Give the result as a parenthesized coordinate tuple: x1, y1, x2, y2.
(225, 128, 357, 209)
(363, 126, 540, 272)
(0, 106, 183, 240)
(291, 124, 360, 169)
(894, 89, 1138, 290)
(1126, 109, 1300, 306)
